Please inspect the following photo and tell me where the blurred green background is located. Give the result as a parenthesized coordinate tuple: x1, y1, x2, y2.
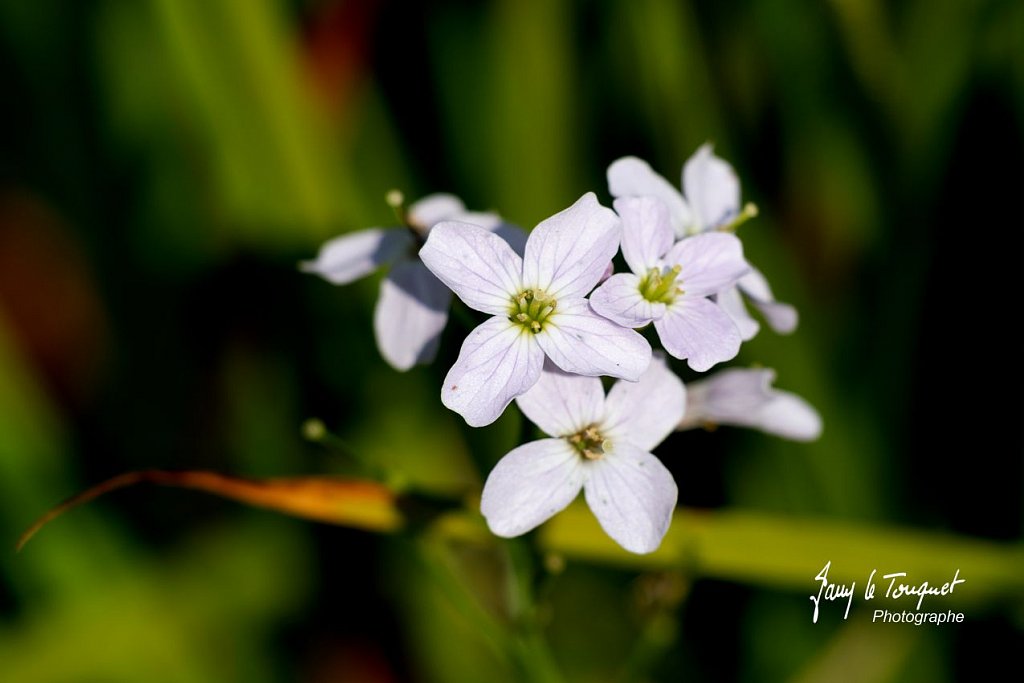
(1, 0, 1021, 681)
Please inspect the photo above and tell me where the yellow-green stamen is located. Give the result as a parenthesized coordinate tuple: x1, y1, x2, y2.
(568, 425, 608, 460)
(509, 289, 557, 333)
(640, 265, 683, 304)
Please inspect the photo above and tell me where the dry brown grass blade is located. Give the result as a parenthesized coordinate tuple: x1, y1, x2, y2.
(16, 470, 403, 551)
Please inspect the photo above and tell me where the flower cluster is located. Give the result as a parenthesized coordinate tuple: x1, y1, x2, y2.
(306, 145, 821, 554)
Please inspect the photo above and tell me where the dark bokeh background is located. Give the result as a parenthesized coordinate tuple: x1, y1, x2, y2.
(0, 1, 1021, 681)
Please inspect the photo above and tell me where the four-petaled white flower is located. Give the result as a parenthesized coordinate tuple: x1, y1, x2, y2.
(678, 367, 822, 441)
(590, 196, 750, 371)
(419, 192, 652, 427)
(302, 193, 526, 371)
(607, 144, 797, 340)
(482, 355, 685, 554)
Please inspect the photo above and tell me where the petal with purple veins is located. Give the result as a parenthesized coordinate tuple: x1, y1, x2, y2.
(522, 193, 621, 300)
(654, 297, 741, 372)
(419, 222, 523, 315)
(482, 439, 586, 538)
(537, 298, 652, 380)
(441, 316, 544, 427)
(584, 442, 677, 554)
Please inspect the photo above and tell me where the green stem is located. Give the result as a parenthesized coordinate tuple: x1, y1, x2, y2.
(616, 612, 678, 683)
(505, 539, 567, 683)
(414, 538, 510, 664)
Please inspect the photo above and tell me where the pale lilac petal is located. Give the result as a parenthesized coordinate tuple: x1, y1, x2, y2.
(537, 299, 651, 380)
(602, 353, 686, 452)
(408, 193, 466, 229)
(589, 273, 665, 328)
(522, 192, 620, 299)
(654, 298, 741, 372)
(419, 222, 523, 315)
(598, 262, 614, 284)
(680, 368, 821, 441)
(583, 442, 677, 554)
(373, 259, 451, 371)
(751, 299, 798, 334)
(516, 361, 605, 438)
(441, 317, 544, 427)
(614, 196, 674, 274)
(759, 392, 822, 441)
(301, 228, 412, 285)
(454, 210, 503, 231)
(735, 267, 773, 300)
(481, 439, 585, 538)
(681, 368, 775, 427)
(491, 223, 529, 256)
(607, 156, 693, 237)
(663, 233, 749, 297)
(715, 285, 760, 341)
(738, 269, 798, 334)
(682, 143, 740, 231)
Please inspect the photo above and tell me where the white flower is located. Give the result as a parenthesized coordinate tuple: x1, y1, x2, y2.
(481, 355, 685, 554)
(607, 144, 797, 339)
(419, 192, 651, 427)
(715, 269, 798, 340)
(678, 367, 822, 441)
(301, 193, 526, 371)
(590, 196, 749, 371)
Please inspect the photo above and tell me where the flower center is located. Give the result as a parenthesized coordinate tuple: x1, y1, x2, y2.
(509, 289, 557, 333)
(568, 425, 608, 461)
(640, 265, 683, 304)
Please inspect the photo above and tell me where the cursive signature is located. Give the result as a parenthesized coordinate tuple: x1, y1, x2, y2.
(809, 560, 854, 623)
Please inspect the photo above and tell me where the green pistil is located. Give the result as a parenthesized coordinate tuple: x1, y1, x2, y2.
(509, 289, 557, 333)
(640, 265, 683, 304)
(569, 425, 607, 460)
(386, 188, 408, 225)
(719, 202, 759, 233)
(387, 188, 428, 242)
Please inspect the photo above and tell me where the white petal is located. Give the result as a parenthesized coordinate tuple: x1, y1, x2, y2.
(373, 259, 451, 371)
(682, 143, 740, 231)
(522, 192, 620, 299)
(614, 196, 674, 274)
(602, 353, 686, 452)
(738, 269, 798, 334)
(490, 222, 529, 256)
(419, 221, 523, 315)
(759, 392, 822, 441)
(537, 299, 651, 380)
(481, 439, 585, 538)
(663, 233, 749, 297)
(454, 210, 503, 231)
(589, 273, 665, 328)
(681, 368, 821, 441)
(751, 298, 798, 335)
(715, 285, 760, 341)
(735, 266, 772, 300)
(583, 442, 677, 554)
(408, 193, 466, 229)
(682, 368, 776, 426)
(301, 228, 411, 285)
(607, 156, 693, 237)
(441, 317, 544, 427)
(654, 298, 741, 372)
(515, 361, 605, 438)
